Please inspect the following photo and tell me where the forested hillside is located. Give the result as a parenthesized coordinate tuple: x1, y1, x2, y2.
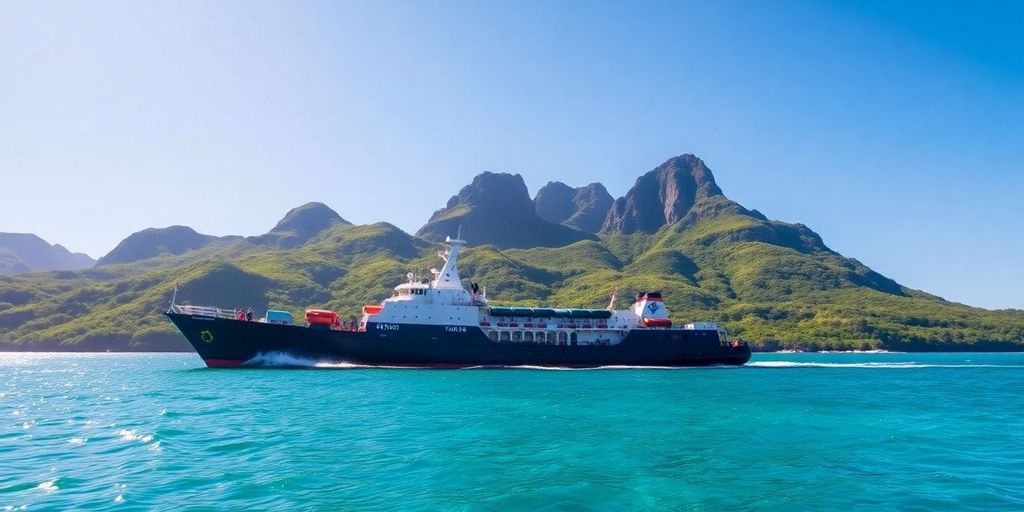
(1, 155, 1021, 351)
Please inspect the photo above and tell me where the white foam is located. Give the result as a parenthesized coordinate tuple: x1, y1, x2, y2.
(747, 361, 1024, 369)
(253, 358, 746, 370)
(247, 353, 439, 369)
(37, 480, 58, 492)
(244, 352, 318, 368)
(314, 361, 380, 369)
(69, 437, 87, 445)
(117, 429, 154, 443)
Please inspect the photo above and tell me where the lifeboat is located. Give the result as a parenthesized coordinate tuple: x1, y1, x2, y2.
(642, 318, 672, 328)
(363, 304, 384, 315)
(306, 309, 340, 326)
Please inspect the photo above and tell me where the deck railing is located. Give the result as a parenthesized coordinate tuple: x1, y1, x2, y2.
(170, 304, 237, 320)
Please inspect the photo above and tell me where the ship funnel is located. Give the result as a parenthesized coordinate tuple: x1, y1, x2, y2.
(633, 291, 669, 319)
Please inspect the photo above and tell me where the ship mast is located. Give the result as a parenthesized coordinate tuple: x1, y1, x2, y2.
(606, 286, 618, 310)
(431, 234, 466, 290)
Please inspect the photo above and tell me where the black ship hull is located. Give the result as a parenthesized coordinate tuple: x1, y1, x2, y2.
(166, 313, 751, 368)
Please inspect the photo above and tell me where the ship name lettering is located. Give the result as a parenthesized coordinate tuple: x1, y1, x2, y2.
(445, 326, 467, 333)
(376, 323, 400, 331)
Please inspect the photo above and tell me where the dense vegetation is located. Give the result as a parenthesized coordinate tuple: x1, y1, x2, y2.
(1, 211, 1021, 352)
(2, 156, 1021, 352)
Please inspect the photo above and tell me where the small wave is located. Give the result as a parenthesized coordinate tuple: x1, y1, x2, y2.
(747, 361, 1024, 369)
(117, 429, 154, 443)
(817, 350, 904, 354)
(37, 479, 58, 492)
(462, 364, 734, 370)
(68, 437, 87, 445)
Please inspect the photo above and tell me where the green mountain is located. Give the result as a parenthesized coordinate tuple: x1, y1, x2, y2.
(97, 226, 238, 265)
(0, 233, 95, 274)
(250, 202, 351, 248)
(1, 154, 1021, 352)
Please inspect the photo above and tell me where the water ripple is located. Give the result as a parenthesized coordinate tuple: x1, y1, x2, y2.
(0, 352, 1021, 510)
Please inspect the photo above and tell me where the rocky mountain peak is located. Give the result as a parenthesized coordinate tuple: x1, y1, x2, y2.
(533, 181, 576, 224)
(416, 172, 594, 249)
(450, 172, 536, 217)
(534, 181, 613, 234)
(601, 154, 725, 234)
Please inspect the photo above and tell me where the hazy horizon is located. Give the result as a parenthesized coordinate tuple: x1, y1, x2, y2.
(2, 1, 1021, 309)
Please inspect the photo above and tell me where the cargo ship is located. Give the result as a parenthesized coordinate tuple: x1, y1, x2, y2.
(165, 235, 751, 368)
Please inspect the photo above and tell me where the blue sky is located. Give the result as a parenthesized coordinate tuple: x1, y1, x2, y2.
(1, 0, 1021, 309)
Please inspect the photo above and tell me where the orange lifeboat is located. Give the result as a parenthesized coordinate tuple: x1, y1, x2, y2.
(642, 318, 672, 328)
(363, 304, 383, 315)
(305, 309, 339, 326)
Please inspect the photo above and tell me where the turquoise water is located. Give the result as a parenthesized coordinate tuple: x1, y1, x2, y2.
(1, 353, 1022, 511)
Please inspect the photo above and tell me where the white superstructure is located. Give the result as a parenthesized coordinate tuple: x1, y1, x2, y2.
(359, 235, 487, 328)
(359, 235, 725, 346)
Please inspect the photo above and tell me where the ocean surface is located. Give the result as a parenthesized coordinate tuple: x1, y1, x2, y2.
(1, 352, 1021, 511)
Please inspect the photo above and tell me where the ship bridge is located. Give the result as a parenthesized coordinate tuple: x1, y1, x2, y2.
(360, 235, 487, 327)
